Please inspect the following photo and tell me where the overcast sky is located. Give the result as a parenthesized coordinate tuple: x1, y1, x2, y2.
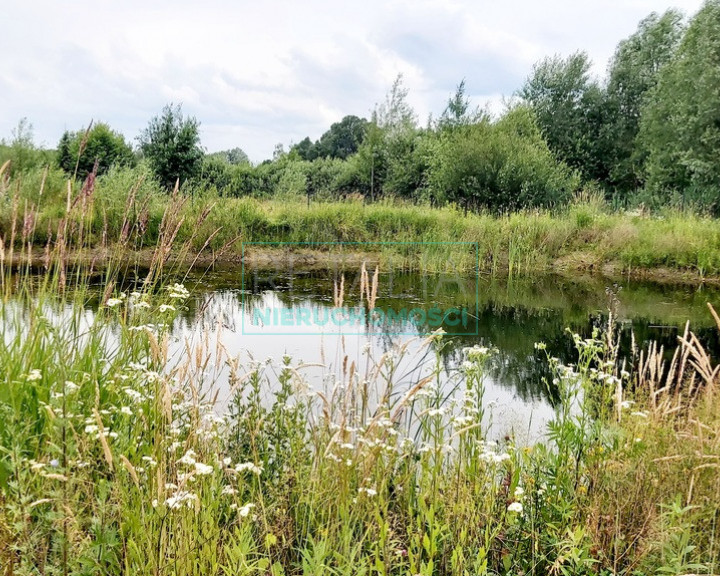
(0, 0, 705, 162)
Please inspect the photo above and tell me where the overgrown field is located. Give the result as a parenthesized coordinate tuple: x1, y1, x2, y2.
(2, 162, 720, 279)
(1, 185, 720, 575)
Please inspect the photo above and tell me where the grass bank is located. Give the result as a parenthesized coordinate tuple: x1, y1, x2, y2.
(2, 164, 720, 280)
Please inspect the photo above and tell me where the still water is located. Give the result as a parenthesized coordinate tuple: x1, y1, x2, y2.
(166, 265, 720, 443)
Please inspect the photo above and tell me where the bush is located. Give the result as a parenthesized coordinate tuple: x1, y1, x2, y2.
(428, 106, 579, 211)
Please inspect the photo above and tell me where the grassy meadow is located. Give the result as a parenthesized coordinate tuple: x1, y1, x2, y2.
(1, 165, 720, 575)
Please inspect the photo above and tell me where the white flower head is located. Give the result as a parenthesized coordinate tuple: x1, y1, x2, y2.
(507, 501, 523, 513)
(194, 462, 214, 475)
(234, 462, 263, 475)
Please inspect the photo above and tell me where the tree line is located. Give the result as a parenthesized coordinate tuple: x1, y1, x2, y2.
(2, 1, 720, 212)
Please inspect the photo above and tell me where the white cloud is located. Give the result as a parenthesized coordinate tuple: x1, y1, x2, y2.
(0, 0, 705, 161)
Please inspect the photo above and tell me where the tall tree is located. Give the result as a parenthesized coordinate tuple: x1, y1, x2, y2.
(375, 74, 417, 136)
(519, 52, 607, 182)
(138, 104, 204, 190)
(315, 115, 368, 160)
(437, 80, 483, 130)
(605, 9, 685, 193)
(638, 0, 720, 201)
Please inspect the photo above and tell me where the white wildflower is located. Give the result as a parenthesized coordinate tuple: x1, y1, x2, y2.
(514, 486, 525, 498)
(106, 298, 123, 308)
(237, 503, 255, 517)
(26, 369, 42, 382)
(158, 304, 176, 313)
(234, 462, 263, 475)
(463, 345, 491, 361)
(123, 388, 143, 402)
(358, 487, 378, 497)
(177, 449, 197, 466)
(167, 283, 190, 299)
(194, 462, 214, 475)
(165, 490, 198, 510)
(507, 501, 523, 513)
(120, 406, 133, 416)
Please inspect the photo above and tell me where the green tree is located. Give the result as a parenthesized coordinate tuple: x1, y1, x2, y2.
(7, 118, 36, 174)
(428, 106, 578, 211)
(605, 9, 684, 194)
(638, 0, 720, 204)
(207, 147, 249, 165)
(292, 116, 368, 161)
(292, 137, 317, 161)
(57, 122, 135, 179)
(354, 112, 386, 200)
(519, 52, 607, 182)
(138, 104, 204, 190)
(362, 74, 422, 198)
(315, 115, 368, 159)
(437, 80, 483, 130)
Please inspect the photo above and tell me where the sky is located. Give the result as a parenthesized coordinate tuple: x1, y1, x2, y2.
(0, 0, 705, 163)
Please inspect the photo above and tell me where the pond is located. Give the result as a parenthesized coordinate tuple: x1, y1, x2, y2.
(163, 262, 720, 444)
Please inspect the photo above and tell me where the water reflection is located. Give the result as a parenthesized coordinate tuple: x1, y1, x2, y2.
(171, 268, 720, 443)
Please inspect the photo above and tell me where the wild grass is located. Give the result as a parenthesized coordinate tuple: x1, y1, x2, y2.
(1, 167, 720, 575)
(3, 163, 720, 277)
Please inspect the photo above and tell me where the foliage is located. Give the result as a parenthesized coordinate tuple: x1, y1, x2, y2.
(428, 106, 579, 210)
(0, 118, 55, 176)
(519, 52, 609, 182)
(604, 10, 685, 194)
(207, 147, 250, 165)
(294, 115, 368, 161)
(138, 103, 204, 190)
(1, 168, 720, 573)
(638, 0, 720, 205)
(56, 122, 136, 179)
(437, 80, 484, 131)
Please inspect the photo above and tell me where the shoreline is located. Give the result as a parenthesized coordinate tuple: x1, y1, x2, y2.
(4, 244, 719, 287)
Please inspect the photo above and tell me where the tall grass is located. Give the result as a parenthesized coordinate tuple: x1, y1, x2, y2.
(3, 164, 720, 277)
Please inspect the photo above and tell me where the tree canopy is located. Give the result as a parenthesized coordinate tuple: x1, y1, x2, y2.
(57, 122, 135, 179)
(138, 104, 204, 190)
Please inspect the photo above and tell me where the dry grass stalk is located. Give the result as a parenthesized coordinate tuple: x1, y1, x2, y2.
(637, 305, 720, 416)
(359, 261, 379, 309)
(333, 273, 345, 308)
